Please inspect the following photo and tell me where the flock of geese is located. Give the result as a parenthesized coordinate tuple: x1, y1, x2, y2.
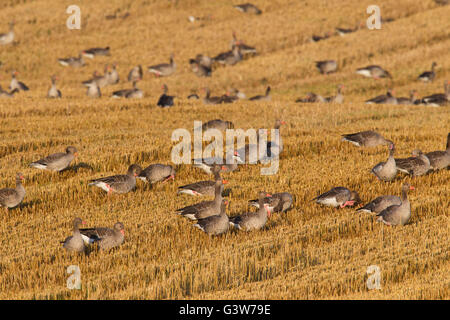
(0, 2, 449, 254)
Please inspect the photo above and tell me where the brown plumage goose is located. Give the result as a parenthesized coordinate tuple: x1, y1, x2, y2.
(86, 81, 101, 98)
(194, 199, 230, 236)
(365, 89, 397, 104)
(230, 191, 272, 231)
(138, 164, 175, 184)
(0, 85, 19, 98)
(395, 150, 431, 176)
(421, 80, 449, 106)
(202, 119, 234, 131)
(61, 217, 86, 253)
(112, 81, 141, 98)
(9, 71, 29, 91)
(89, 164, 142, 194)
(249, 86, 271, 101)
(107, 63, 119, 85)
(418, 62, 437, 82)
(371, 142, 397, 181)
(356, 65, 392, 79)
(193, 152, 242, 174)
(30, 146, 78, 172)
(0, 173, 25, 209)
(356, 195, 401, 214)
(82, 47, 110, 59)
(79, 222, 125, 250)
(324, 84, 344, 103)
(178, 165, 227, 196)
(313, 187, 361, 208)
(233, 3, 262, 14)
(315, 60, 338, 75)
(58, 53, 85, 67)
(189, 56, 212, 77)
(376, 184, 414, 226)
(426, 133, 450, 170)
(0, 21, 14, 45)
(341, 131, 392, 147)
(249, 192, 293, 213)
(213, 45, 242, 66)
(47, 75, 62, 98)
(295, 92, 325, 103)
(148, 54, 176, 77)
(128, 65, 143, 82)
(231, 32, 257, 55)
(397, 90, 418, 105)
(202, 87, 223, 105)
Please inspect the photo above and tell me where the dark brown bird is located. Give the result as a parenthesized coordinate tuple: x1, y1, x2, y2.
(80, 222, 125, 250)
(0, 173, 26, 209)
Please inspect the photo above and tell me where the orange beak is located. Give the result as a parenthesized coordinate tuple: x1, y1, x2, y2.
(222, 180, 228, 184)
(410, 186, 415, 190)
(74, 152, 78, 157)
(266, 193, 272, 197)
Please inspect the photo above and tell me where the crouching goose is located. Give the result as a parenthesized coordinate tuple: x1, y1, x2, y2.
(89, 164, 142, 194)
(365, 89, 397, 104)
(112, 81, 142, 98)
(233, 3, 262, 14)
(425, 132, 450, 170)
(47, 75, 62, 98)
(9, 71, 29, 91)
(230, 191, 272, 231)
(397, 90, 418, 105)
(418, 62, 437, 83)
(421, 80, 449, 106)
(157, 84, 175, 107)
(202, 87, 223, 105)
(395, 150, 431, 176)
(202, 119, 234, 131)
(58, 53, 85, 67)
(376, 184, 414, 226)
(0, 173, 26, 210)
(82, 47, 110, 59)
(295, 92, 325, 103)
(0, 21, 14, 45)
(249, 192, 293, 213)
(61, 217, 86, 253)
(371, 142, 397, 181)
(313, 187, 361, 208)
(249, 86, 271, 101)
(178, 164, 227, 196)
(315, 60, 337, 75)
(356, 195, 401, 214)
(356, 65, 392, 79)
(148, 54, 176, 77)
(194, 199, 230, 236)
(138, 164, 175, 184)
(341, 130, 392, 147)
(30, 146, 78, 172)
(79, 222, 125, 250)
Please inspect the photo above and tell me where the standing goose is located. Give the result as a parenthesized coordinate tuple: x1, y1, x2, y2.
(157, 84, 175, 107)
(148, 54, 176, 77)
(138, 164, 175, 184)
(0, 173, 26, 210)
(418, 62, 437, 82)
(178, 165, 227, 197)
(249, 192, 293, 214)
(356, 65, 392, 79)
(230, 191, 272, 231)
(79, 222, 125, 250)
(313, 187, 361, 208)
(30, 146, 78, 172)
(86, 81, 101, 98)
(107, 63, 120, 85)
(0, 21, 14, 45)
(194, 199, 230, 236)
(89, 164, 142, 194)
(213, 45, 242, 66)
(47, 75, 62, 98)
(233, 3, 262, 14)
(421, 80, 449, 106)
(82, 47, 110, 59)
(395, 150, 431, 176)
(202, 119, 234, 131)
(397, 90, 418, 105)
(426, 133, 450, 170)
(128, 65, 143, 82)
(202, 87, 223, 105)
(356, 195, 401, 214)
(324, 84, 344, 103)
(249, 86, 271, 101)
(315, 60, 338, 75)
(365, 89, 397, 104)
(61, 217, 86, 253)
(371, 142, 397, 181)
(58, 53, 85, 67)
(376, 184, 415, 226)
(341, 130, 392, 147)
(9, 71, 29, 91)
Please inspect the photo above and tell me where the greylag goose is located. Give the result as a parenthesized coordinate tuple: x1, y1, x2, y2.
(193, 153, 242, 174)
(176, 177, 224, 220)
(112, 81, 141, 98)
(86, 81, 101, 98)
(82, 68, 109, 88)
(313, 187, 361, 208)
(61, 217, 86, 253)
(157, 84, 175, 107)
(219, 92, 238, 104)
(58, 53, 85, 67)
(365, 89, 397, 104)
(249, 192, 293, 213)
(418, 62, 436, 82)
(202, 119, 234, 131)
(376, 184, 414, 226)
(295, 92, 325, 103)
(202, 87, 223, 105)
(30, 146, 78, 172)
(82, 47, 110, 59)
(189, 55, 212, 77)
(89, 164, 142, 194)
(324, 84, 344, 103)
(230, 191, 272, 231)
(194, 199, 230, 236)
(0, 85, 19, 98)
(249, 86, 271, 101)
(79, 222, 125, 250)
(0, 173, 25, 209)
(128, 65, 143, 82)
(356, 195, 401, 214)
(231, 32, 257, 56)
(178, 165, 227, 196)
(371, 142, 397, 181)
(356, 65, 392, 79)
(397, 90, 418, 105)
(0, 21, 14, 45)
(9, 71, 29, 91)
(107, 63, 119, 85)
(395, 150, 431, 176)
(233, 3, 262, 14)
(148, 54, 176, 77)
(425, 133, 450, 170)
(228, 88, 246, 100)
(138, 164, 175, 184)
(47, 75, 62, 98)
(310, 32, 332, 43)
(341, 130, 392, 147)
(421, 80, 449, 106)
(315, 60, 338, 75)
(213, 45, 242, 66)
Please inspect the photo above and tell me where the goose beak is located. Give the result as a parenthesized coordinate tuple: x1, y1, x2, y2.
(120, 230, 125, 235)
(74, 152, 78, 157)
(222, 180, 228, 184)
(82, 221, 86, 225)
(266, 193, 272, 197)
(409, 186, 415, 190)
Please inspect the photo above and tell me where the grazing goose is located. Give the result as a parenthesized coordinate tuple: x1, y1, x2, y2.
(0, 21, 14, 45)
(324, 84, 344, 103)
(9, 71, 29, 91)
(82, 47, 110, 59)
(233, 3, 262, 14)
(376, 184, 414, 226)
(178, 165, 227, 196)
(30, 146, 78, 172)
(128, 65, 143, 82)
(418, 62, 437, 82)
(356, 65, 392, 79)
(249, 86, 271, 101)
(213, 45, 242, 66)
(79, 222, 125, 250)
(230, 191, 272, 231)
(47, 75, 62, 98)
(61, 218, 86, 253)
(371, 142, 397, 181)
(425, 133, 450, 170)
(357, 195, 401, 214)
(86, 81, 101, 98)
(148, 54, 176, 77)
(315, 60, 338, 75)
(176, 177, 224, 220)
(0, 173, 26, 209)
(395, 150, 431, 176)
(89, 164, 142, 194)
(249, 192, 293, 214)
(0, 85, 19, 98)
(138, 164, 175, 184)
(341, 131, 392, 147)
(107, 63, 119, 85)
(231, 32, 257, 55)
(193, 153, 242, 174)
(202, 119, 234, 131)
(157, 84, 175, 107)
(397, 90, 418, 105)
(313, 187, 361, 208)
(421, 80, 449, 106)
(58, 53, 85, 67)
(365, 89, 397, 104)
(194, 199, 230, 236)
(202, 87, 223, 105)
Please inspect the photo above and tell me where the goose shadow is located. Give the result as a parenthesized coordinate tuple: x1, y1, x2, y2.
(61, 162, 95, 173)
(10, 199, 42, 211)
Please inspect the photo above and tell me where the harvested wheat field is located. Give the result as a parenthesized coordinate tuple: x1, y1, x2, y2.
(0, 0, 449, 300)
